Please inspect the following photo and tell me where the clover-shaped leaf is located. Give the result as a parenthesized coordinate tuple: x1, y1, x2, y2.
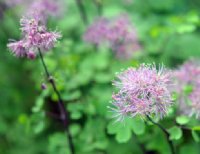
(176, 115, 190, 125)
(107, 117, 145, 143)
(168, 126, 182, 140)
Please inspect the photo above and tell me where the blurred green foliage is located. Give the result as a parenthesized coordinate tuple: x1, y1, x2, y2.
(1, 0, 200, 154)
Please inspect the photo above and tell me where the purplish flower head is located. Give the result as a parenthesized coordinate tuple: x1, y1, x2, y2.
(111, 63, 173, 121)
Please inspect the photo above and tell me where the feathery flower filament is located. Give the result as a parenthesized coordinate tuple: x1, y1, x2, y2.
(7, 16, 61, 58)
(111, 64, 173, 121)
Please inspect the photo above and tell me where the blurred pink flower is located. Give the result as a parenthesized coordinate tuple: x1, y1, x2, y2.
(188, 85, 200, 119)
(4, 0, 63, 22)
(84, 18, 109, 45)
(174, 59, 200, 119)
(174, 60, 200, 89)
(28, 0, 62, 22)
(83, 14, 141, 59)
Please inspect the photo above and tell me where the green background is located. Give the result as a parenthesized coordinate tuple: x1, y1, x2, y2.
(0, 0, 200, 153)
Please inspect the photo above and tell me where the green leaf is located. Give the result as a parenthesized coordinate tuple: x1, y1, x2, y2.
(107, 120, 131, 143)
(131, 118, 145, 135)
(94, 73, 112, 83)
(48, 133, 69, 154)
(71, 111, 82, 120)
(75, 70, 93, 85)
(62, 90, 81, 101)
(116, 126, 132, 143)
(177, 24, 196, 34)
(176, 115, 190, 125)
(93, 141, 108, 150)
(69, 124, 81, 137)
(107, 117, 145, 143)
(186, 12, 199, 24)
(191, 130, 200, 142)
(92, 52, 109, 70)
(32, 97, 44, 113)
(192, 126, 200, 131)
(168, 126, 183, 140)
(183, 85, 193, 95)
(18, 114, 28, 124)
(107, 121, 122, 134)
(34, 121, 45, 134)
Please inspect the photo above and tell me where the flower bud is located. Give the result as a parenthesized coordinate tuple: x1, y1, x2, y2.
(41, 83, 47, 90)
(27, 51, 36, 59)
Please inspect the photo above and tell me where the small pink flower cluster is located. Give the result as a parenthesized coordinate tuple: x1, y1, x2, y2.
(174, 59, 200, 119)
(111, 64, 172, 121)
(7, 17, 61, 59)
(5, 0, 62, 22)
(27, 0, 62, 22)
(83, 15, 141, 59)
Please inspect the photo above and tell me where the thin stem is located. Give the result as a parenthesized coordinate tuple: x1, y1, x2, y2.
(38, 48, 75, 154)
(146, 116, 175, 154)
(94, 0, 103, 16)
(75, 0, 88, 25)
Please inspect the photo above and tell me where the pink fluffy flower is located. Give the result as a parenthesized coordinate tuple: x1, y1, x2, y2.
(174, 60, 200, 90)
(38, 32, 61, 50)
(83, 14, 141, 59)
(111, 63, 173, 121)
(83, 18, 109, 45)
(7, 16, 61, 59)
(7, 40, 27, 57)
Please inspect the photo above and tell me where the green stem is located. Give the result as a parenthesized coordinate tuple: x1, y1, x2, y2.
(75, 0, 88, 25)
(94, 0, 103, 16)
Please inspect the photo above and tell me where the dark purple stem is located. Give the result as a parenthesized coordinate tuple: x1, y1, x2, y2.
(38, 48, 75, 154)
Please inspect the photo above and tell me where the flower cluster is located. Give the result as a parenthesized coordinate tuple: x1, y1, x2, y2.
(111, 64, 172, 121)
(173, 59, 200, 119)
(83, 15, 141, 59)
(7, 16, 61, 59)
(4, 0, 62, 22)
(174, 60, 200, 90)
(27, 0, 62, 22)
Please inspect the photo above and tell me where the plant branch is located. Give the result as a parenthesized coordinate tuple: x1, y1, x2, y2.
(75, 0, 88, 25)
(38, 48, 75, 154)
(146, 116, 175, 154)
(94, 0, 103, 16)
